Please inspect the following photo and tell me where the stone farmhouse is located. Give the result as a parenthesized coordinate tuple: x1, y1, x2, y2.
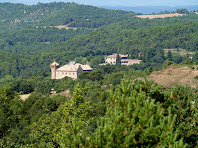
(50, 61, 92, 79)
(103, 53, 142, 66)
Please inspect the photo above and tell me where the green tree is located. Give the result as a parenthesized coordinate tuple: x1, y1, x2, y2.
(167, 50, 173, 61)
(0, 87, 21, 138)
(116, 54, 121, 66)
(30, 84, 97, 147)
(176, 8, 189, 14)
(193, 52, 198, 62)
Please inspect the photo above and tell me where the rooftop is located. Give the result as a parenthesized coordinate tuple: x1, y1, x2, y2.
(57, 64, 80, 71)
(106, 53, 128, 58)
(57, 62, 92, 71)
(51, 61, 59, 66)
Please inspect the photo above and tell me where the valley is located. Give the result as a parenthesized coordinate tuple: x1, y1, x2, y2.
(0, 2, 197, 147)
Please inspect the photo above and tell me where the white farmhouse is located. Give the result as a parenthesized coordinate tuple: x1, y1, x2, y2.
(103, 53, 142, 66)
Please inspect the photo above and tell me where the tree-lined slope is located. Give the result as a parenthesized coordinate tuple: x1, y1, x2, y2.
(0, 2, 136, 33)
(1, 2, 198, 79)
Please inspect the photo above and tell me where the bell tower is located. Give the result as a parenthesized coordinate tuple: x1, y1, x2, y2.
(50, 61, 59, 79)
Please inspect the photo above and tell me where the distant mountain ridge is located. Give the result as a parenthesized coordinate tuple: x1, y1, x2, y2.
(100, 5, 198, 14)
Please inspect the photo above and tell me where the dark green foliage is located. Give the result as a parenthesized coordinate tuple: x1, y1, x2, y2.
(38, 3, 135, 28)
(11, 79, 34, 94)
(0, 74, 197, 147)
(79, 69, 104, 81)
(116, 54, 121, 66)
(183, 58, 193, 64)
(59, 78, 196, 147)
(168, 85, 198, 146)
(0, 92, 68, 147)
(29, 84, 99, 147)
(167, 50, 173, 61)
(0, 87, 21, 138)
(176, 8, 189, 14)
(0, 2, 198, 147)
(173, 54, 184, 64)
(193, 52, 198, 62)
(163, 60, 173, 69)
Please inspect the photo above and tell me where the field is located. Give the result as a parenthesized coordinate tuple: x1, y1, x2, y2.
(164, 48, 195, 57)
(136, 13, 184, 19)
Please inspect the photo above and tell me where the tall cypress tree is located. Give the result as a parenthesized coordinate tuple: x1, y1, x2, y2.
(167, 50, 173, 61)
(116, 54, 121, 66)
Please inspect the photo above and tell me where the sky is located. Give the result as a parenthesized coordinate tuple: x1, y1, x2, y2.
(0, 0, 198, 6)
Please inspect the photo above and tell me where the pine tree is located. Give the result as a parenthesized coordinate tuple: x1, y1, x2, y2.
(59, 78, 188, 147)
(90, 78, 186, 147)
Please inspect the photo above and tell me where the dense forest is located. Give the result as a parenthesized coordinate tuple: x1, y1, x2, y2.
(1, 3, 198, 79)
(0, 2, 198, 147)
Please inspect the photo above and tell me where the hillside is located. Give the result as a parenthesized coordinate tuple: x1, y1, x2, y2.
(0, 2, 136, 78)
(1, 2, 198, 80)
(0, 2, 136, 33)
(148, 65, 198, 88)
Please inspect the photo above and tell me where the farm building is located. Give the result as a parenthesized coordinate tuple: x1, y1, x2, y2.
(103, 53, 142, 66)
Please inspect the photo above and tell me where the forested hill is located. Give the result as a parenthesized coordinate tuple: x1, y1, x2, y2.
(47, 21, 198, 66)
(0, 2, 135, 32)
(1, 2, 198, 79)
(0, 2, 135, 78)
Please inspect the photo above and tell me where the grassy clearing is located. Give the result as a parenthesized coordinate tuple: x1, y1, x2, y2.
(164, 48, 195, 56)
